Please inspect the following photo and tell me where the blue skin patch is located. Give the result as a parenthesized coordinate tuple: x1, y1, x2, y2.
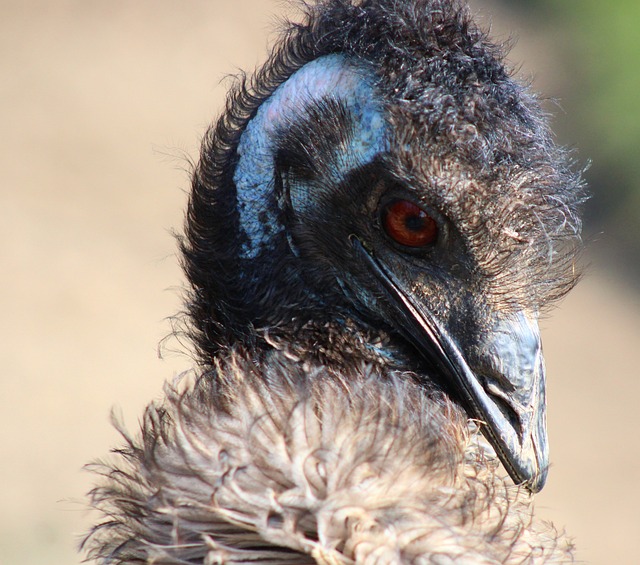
(234, 54, 388, 259)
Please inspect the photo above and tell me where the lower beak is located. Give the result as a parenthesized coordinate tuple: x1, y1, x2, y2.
(355, 239, 549, 492)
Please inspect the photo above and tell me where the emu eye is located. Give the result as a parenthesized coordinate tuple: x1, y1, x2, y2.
(381, 199, 438, 248)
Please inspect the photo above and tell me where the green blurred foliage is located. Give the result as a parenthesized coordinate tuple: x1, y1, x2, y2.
(559, 1, 640, 219)
(498, 0, 640, 267)
(544, 0, 640, 260)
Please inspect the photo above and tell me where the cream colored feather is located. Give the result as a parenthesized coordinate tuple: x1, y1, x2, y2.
(84, 350, 573, 564)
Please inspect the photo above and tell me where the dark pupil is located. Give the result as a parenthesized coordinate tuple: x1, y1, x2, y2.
(404, 214, 426, 232)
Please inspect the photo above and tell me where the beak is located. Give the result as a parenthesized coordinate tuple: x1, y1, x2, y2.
(354, 238, 549, 492)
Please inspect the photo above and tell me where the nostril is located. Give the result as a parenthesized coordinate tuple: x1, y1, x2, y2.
(476, 358, 516, 395)
(480, 373, 524, 440)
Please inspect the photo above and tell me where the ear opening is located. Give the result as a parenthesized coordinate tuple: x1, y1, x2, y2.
(233, 54, 388, 259)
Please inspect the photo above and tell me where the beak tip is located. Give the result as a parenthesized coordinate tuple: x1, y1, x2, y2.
(523, 461, 548, 493)
(511, 435, 549, 493)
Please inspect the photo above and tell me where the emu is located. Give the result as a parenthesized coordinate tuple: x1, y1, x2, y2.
(84, 0, 583, 562)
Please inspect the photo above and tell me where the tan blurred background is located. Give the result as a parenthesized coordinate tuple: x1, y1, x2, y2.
(2, 1, 639, 564)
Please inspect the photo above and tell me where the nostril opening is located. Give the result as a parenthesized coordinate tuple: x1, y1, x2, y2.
(479, 372, 527, 443)
(485, 387, 523, 439)
(477, 360, 516, 394)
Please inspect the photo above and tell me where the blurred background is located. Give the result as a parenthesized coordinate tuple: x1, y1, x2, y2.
(1, 1, 638, 563)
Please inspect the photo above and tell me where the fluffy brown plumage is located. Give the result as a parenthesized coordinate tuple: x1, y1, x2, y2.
(84, 349, 573, 564)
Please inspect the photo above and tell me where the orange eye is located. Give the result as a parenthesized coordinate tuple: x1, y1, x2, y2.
(381, 199, 438, 248)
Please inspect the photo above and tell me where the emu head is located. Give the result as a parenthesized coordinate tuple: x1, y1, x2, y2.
(182, 0, 584, 492)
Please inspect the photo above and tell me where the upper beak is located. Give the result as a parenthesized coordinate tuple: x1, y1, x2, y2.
(354, 238, 549, 492)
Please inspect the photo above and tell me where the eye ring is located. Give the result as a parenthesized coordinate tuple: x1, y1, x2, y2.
(381, 199, 438, 248)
